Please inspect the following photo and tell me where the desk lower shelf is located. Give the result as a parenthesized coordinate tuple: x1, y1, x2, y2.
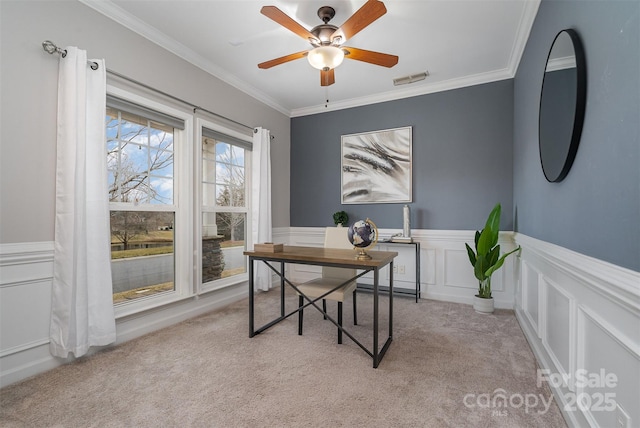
(356, 283, 417, 299)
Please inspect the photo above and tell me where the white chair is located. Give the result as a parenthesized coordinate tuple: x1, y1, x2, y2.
(297, 227, 357, 344)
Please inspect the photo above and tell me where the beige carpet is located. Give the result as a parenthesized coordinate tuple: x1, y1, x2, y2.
(0, 288, 566, 427)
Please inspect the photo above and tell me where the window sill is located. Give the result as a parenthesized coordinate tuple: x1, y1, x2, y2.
(200, 273, 249, 294)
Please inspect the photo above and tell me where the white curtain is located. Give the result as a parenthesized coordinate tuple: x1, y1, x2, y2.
(251, 127, 273, 291)
(50, 47, 116, 358)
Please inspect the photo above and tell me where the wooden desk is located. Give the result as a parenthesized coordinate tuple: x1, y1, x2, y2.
(244, 245, 398, 368)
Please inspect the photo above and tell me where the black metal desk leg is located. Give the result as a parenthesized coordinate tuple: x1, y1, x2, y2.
(389, 260, 394, 338)
(280, 261, 285, 317)
(373, 268, 379, 368)
(249, 256, 255, 337)
(415, 243, 420, 302)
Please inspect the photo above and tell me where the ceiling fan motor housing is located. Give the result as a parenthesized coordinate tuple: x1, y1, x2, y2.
(310, 24, 339, 46)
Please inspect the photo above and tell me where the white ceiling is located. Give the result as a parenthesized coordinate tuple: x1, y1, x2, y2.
(81, 0, 540, 117)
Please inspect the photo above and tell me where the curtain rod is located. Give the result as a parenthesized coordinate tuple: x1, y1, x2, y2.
(42, 40, 268, 137)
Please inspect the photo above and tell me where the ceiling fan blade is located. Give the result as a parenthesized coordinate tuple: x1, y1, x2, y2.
(342, 47, 398, 68)
(332, 0, 387, 43)
(261, 6, 316, 42)
(320, 68, 335, 86)
(258, 50, 308, 69)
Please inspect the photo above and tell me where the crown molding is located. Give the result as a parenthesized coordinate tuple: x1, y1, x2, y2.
(78, 0, 290, 116)
(291, 0, 540, 117)
(79, 0, 541, 119)
(290, 68, 514, 117)
(507, 0, 541, 76)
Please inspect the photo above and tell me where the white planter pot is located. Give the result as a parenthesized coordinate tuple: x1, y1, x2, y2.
(473, 295, 494, 314)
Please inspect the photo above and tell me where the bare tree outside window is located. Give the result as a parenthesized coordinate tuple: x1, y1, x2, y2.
(110, 211, 147, 251)
(201, 136, 248, 283)
(106, 106, 176, 302)
(106, 108, 174, 204)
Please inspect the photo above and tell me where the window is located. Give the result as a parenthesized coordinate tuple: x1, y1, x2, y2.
(104, 87, 251, 315)
(105, 90, 190, 310)
(200, 124, 251, 287)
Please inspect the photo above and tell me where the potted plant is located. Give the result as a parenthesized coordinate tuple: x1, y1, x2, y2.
(465, 203, 520, 314)
(332, 210, 348, 227)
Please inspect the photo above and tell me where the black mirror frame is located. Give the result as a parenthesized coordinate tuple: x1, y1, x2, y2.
(538, 29, 587, 183)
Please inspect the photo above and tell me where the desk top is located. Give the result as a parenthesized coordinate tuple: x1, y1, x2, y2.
(244, 245, 398, 269)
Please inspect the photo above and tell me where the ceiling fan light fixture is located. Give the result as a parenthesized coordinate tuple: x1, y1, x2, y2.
(307, 46, 344, 70)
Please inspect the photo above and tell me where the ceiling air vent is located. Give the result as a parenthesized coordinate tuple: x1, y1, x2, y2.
(393, 71, 429, 86)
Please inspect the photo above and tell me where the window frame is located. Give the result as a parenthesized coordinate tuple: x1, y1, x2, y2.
(196, 118, 252, 293)
(107, 85, 194, 319)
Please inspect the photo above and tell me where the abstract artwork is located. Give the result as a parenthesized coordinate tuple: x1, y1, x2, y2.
(341, 126, 412, 204)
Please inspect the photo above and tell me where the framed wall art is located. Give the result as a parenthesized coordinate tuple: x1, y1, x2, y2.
(341, 126, 412, 204)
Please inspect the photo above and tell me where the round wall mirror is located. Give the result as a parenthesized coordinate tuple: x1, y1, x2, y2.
(538, 29, 587, 182)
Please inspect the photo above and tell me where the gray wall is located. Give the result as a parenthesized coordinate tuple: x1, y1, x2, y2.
(514, 0, 639, 271)
(0, 0, 291, 244)
(291, 80, 514, 231)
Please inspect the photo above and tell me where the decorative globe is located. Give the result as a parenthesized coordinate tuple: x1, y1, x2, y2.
(347, 218, 378, 260)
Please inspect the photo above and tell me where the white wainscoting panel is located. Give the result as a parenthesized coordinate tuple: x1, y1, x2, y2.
(522, 260, 541, 337)
(287, 227, 518, 308)
(514, 233, 640, 428)
(0, 240, 249, 388)
(542, 277, 575, 390)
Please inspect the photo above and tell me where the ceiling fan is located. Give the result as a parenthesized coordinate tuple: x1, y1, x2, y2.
(258, 0, 398, 86)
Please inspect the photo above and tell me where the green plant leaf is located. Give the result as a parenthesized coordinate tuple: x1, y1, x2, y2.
(485, 246, 521, 278)
(476, 227, 492, 256)
(465, 243, 476, 266)
(474, 254, 489, 281)
(474, 230, 481, 249)
(476, 203, 502, 256)
(487, 245, 500, 268)
(484, 203, 501, 248)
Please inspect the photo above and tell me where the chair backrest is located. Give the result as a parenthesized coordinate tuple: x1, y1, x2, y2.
(322, 227, 356, 281)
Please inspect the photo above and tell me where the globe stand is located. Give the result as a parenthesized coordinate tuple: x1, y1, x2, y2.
(355, 248, 372, 260)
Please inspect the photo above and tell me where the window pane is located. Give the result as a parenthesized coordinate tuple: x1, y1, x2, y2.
(149, 126, 173, 151)
(231, 165, 244, 188)
(216, 184, 230, 206)
(120, 120, 146, 144)
(202, 138, 216, 159)
(215, 142, 230, 163)
(106, 114, 119, 139)
(201, 132, 248, 286)
(149, 177, 173, 204)
(216, 162, 230, 185)
(202, 212, 246, 283)
(202, 182, 216, 206)
(231, 146, 245, 166)
(111, 211, 175, 303)
(106, 109, 174, 205)
(150, 148, 173, 177)
(231, 187, 245, 207)
(202, 159, 215, 184)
